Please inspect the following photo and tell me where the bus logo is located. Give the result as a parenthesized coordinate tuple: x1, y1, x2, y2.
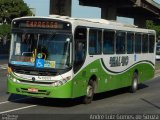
(32, 77, 36, 82)
(109, 56, 129, 67)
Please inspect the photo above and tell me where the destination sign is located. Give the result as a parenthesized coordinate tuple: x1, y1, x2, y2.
(25, 21, 62, 28)
(13, 19, 71, 30)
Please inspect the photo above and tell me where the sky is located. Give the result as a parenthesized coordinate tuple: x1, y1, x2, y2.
(23, 0, 160, 24)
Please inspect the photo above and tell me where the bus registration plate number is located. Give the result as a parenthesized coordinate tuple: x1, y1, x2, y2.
(28, 88, 38, 93)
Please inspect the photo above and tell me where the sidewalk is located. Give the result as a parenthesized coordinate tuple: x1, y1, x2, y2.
(155, 69, 160, 77)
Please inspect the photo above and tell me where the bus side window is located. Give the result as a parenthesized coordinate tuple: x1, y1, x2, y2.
(103, 30, 115, 54)
(74, 27, 87, 73)
(89, 29, 102, 55)
(149, 35, 155, 53)
(116, 31, 126, 54)
(135, 33, 142, 53)
(127, 33, 134, 54)
(142, 34, 149, 53)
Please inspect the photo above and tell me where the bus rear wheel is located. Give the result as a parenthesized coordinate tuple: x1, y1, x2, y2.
(130, 72, 138, 93)
(83, 80, 95, 104)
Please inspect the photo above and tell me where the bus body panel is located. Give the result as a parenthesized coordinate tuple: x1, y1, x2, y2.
(71, 58, 154, 98)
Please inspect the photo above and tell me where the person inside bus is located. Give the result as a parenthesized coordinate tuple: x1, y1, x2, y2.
(21, 34, 29, 54)
(75, 42, 85, 63)
(21, 34, 38, 57)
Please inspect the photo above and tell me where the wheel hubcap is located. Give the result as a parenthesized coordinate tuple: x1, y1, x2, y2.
(133, 78, 137, 90)
(87, 85, 93, 97)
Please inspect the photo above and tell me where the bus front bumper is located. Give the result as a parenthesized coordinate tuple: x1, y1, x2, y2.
(7, 78, 73, 99)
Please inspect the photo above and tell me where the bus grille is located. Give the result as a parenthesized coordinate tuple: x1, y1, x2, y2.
(18, 79, 53, 86)
(20, 88, 49, 95)
(13, 69, 57, 76)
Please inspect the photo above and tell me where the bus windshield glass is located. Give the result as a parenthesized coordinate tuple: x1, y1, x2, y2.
(9, 32, 72, 70)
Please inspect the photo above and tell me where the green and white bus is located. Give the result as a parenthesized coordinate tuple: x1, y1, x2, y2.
(7, 15, 156, 103)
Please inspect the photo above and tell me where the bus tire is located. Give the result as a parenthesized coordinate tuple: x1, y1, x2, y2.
(83, 80, 95, 104)
(130, 72, 138, 93)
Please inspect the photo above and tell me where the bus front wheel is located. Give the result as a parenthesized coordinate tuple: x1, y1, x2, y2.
(83, 80, 95, 104)
(130, 72, 138, 93)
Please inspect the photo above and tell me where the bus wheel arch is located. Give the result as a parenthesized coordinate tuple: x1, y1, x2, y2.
(130, 70, 139, 93)
(134, 69, 139, 76)
(83, 75, 97, 104)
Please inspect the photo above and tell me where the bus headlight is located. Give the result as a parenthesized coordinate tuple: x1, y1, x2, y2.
(13, 78, 17, 82)
(9, 75, 20, 83)
(52, 81, 62, 87)
(51, 76, 71, 87)
(61, 76, 71, 83)
(8, 74, 14, 81)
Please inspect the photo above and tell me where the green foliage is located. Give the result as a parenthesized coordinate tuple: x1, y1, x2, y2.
(146, 20, 160, 39)
(0, 0, 32, 39)
(0, 24, 11, 37)
(0, 0, 32, 24)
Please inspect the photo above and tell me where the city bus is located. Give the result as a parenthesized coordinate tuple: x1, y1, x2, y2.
(7, 15, 156, 104)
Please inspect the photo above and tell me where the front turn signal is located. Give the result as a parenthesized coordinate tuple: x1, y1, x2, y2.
(8, 67, 12, 74)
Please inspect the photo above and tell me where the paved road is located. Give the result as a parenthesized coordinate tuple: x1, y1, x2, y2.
(0, 60, 160, 120)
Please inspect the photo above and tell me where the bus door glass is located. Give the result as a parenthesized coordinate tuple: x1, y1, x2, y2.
(74, 27, 87, 73)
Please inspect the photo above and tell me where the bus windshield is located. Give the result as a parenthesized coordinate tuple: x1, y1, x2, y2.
(9, 32, 72, 70)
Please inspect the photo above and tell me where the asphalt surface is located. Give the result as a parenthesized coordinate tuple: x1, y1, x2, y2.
(0, 59, 160, 120)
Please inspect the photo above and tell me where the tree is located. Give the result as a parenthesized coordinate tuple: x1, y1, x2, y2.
(0, 0, 32, 54)
(0, 0, 32, 24)
(146, 20, 160, 40)
(0, 24, 11, 38)
(0, 0, 32, 38)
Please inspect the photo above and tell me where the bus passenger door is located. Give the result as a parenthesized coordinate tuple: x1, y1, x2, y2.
(73, 27, 87, 73)
(73, 27, 87, 97)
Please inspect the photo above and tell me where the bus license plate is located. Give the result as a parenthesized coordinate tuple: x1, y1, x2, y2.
(28, 88, 38, 93)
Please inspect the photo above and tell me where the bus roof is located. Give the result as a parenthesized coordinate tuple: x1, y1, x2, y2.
(13, 15, 156, 34)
